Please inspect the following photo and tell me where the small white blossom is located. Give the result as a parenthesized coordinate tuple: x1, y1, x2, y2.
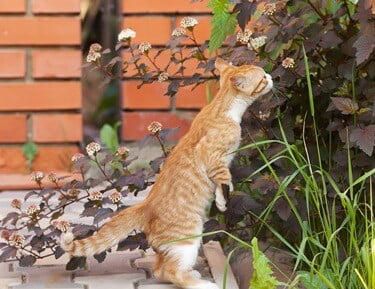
(180, 17, 198, 29)
(88, 191, 104, 201)
(282, 57, 295, 69)
(248, 36, 267, 50)
(86, 142, 101, 157)
(67, 189, 80, 198)
(263, 3, 277, 15)
(26, 204, 40, 216)
(259, 110, 271, 120)
(30, 171, 44, 183)
(236, 29, 253, 43)
(89, 43, 102, 52)
(172, 27, 186, 37)
(11, 199, 22, 210)
(52, 220, 70, 233)
(109, 191, 122, 204)
(86, 51, 101, 63)
(9, 234, 25, 248)
(158, 72, 169, 82)
(138, 41, 152, 53)
(147, 121, 162, 134)
(116, 146, 130, 158)
(47, 172, 58, 183)
(118, 28, 136, 41)
(71, 153, 85, 162)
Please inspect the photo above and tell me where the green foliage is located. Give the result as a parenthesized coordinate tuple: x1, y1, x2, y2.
(207, 0, 237, 53)
(249, 238, 281, 289)
(100, 122, 120, 153)
(22, 142, 38, 172)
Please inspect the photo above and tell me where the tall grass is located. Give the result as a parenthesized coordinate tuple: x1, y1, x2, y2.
(234, 47, 375, 288)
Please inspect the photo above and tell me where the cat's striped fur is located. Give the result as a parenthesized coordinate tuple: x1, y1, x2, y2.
(61, 59, 273, 289)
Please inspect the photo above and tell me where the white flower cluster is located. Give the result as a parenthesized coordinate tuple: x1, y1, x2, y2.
(30, 171, 44, 183)
(116, 146, 130, 157)
(47, 172, 58, 183)
(237, 29, 253, 43)
(263, 3, 277, 15)
(88, 191, 104, 201)
(86, 142, 101, 157)
(9, 234, 25, 248)
(71, 152, 84, 162)
(118, 28, 136, 41)
(172, 27, 186, 37)
(86, 43, 102, 63)
(147, 121, 162, 134)
(259, 110, 271, 120)
(180, 17, 198, 29)
(52, 220, 70, 233)
(158, 72, 169, 82)
(139, 41, 152, 53)
(26, 204, 40, 216)
(248, 36, 267, 50)
(109, 191, 122, 203)
(67, 189, 80, 198)
(282, 57, 295, 68)
(11, 199, 22, 210)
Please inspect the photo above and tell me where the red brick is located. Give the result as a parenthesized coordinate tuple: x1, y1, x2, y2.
(122, 17, 171, 45)
(176, 83, 219, 109)
(122, 81, 170, 110)
(0, 145, 79, 174)
(32, 114, 82, 143)
(122, 112, 195, 140)
(0, 50, 25, 78)
(0, 17, 80, 46)
(176, 16, 211, 44)
(0, 114, 27, 143)
(0, 82, 82, 111)
(0, 0, 25, 13)
(122, 0, 210, 13)
(32, 50, 82, 78)
(33, 0, 80, 14)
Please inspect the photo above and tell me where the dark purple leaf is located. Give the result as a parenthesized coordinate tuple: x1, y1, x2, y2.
(19, 255, 36, 267)
(94, 251, 107, 263)
(81, 207, 99, 217)
(54, 246, 65, 259)
(94, 208, 114, 224)
(353, 35, 375, 65)
(350, 125, 375, 156)
(0, 247, 17, 262)
(233, 0, 257, 30)
(327, 97, 359, 115)
(66, 256, 86, 271)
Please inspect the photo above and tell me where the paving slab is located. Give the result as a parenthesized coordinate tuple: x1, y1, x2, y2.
(74, 273, 145, 289)
(203, 241, 239, 289)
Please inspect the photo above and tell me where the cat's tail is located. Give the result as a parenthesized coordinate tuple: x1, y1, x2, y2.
(60, 205, 145, 256)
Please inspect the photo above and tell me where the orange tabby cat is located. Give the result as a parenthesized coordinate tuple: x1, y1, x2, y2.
(61, 59, 273, 289)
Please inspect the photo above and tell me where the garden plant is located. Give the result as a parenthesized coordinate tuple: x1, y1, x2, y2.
(1, 0, 374, 288)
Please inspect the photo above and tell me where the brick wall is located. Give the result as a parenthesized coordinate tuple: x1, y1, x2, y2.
(0, 0, 82, 174)
(121, 0, 213, 140)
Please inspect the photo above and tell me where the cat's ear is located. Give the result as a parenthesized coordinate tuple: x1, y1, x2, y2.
(215, 58, 229, 73)
(230, 74, 247, 90)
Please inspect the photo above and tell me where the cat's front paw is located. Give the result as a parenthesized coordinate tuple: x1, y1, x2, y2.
(216, 201, 227, 212)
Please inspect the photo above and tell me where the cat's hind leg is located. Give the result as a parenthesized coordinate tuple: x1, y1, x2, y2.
(155, 241, 218, 289)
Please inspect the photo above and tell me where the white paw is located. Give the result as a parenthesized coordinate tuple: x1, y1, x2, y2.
(229, 182, 234, 192)
(186, 281, 219, 289)
(190, 270, 202, 279)
(216, 201, 227, 212)
(200, 281, 219, 289)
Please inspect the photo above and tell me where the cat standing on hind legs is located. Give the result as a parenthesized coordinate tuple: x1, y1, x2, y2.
(61, 58, 273, 289)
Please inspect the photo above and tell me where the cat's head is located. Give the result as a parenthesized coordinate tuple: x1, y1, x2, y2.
(215, 58, 273, 100)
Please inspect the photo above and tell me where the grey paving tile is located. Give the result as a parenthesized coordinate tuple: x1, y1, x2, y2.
(74, 273, 145, 289)
(203, 241, 239, 289)
(75, 250, 144, 276)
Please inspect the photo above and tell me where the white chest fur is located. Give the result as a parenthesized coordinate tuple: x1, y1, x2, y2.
(227, 98, 253, 124)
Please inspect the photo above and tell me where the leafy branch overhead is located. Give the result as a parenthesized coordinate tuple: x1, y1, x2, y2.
(207, 0, 238, 53)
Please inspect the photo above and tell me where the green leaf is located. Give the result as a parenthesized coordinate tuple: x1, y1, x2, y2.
(22, 142, 38, 162)
(249, 238, 281, 289)
(100, 122, 120, 153)
(208, 0, 237, 54)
